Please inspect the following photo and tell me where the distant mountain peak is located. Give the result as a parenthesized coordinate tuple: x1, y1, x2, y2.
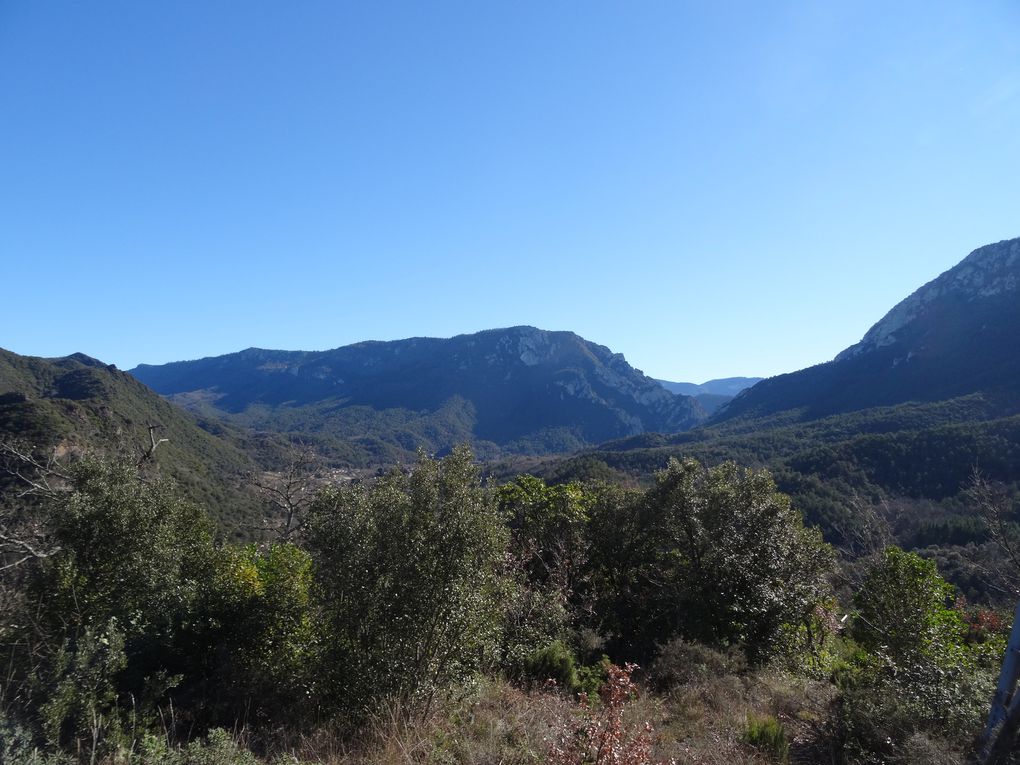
(713, 236, 1020, 424)
(837, 236, 1020, 361)
(62, 352, 113, 368)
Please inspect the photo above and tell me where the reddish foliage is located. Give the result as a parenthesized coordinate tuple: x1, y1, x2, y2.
(956, 596, 1008, 642)
(965, 607, 1006, 640)
(549, 663, 675, 765)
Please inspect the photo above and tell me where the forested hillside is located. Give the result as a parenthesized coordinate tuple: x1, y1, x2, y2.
(527, 237, 1020, 611)
(0, 348, 268, 532)
(130, 327, 707, 460)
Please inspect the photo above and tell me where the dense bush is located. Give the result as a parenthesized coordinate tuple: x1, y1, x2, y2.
(605, 458, 834, 662)
(197, 543, 315, 726)
(497, 475, 593, 677)
(4, 445, 1006, 764)
(8, 458, 216, 754)
(305, 446, 507, 721)
(838, 547, 1002, 762)
(648, 638, 747, 692)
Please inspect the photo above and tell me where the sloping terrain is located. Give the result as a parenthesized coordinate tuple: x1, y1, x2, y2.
(131, 326, 707, 457)
(715, 237, 1020, 423)
(0, 348, 264, 533)
(519, 237, 1020, 604)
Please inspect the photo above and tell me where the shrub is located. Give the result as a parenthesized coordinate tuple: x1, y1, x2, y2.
(0, 713, 72, 765)
(11, 458, 215, 753)
(306, 447, 507, 722)
(743, 714, 789, 763)
(199, 543, 315, 725)
(839, 547, 1000, 761)
(617, 458, 834, 663)
(523, 641, 580, 692)
(139, 728, 259, 765)
(549, 663, 673, 765)
(648, 638, 747, 692)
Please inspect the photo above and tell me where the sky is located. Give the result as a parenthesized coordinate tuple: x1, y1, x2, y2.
(2, 2, 1019, 382)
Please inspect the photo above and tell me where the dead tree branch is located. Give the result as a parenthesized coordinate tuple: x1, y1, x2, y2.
(137, 423, 169, 467)
(247, 443, 324, 542)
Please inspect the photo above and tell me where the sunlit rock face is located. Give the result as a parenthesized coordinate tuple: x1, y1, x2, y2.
(713, 236, 1020, 424)
(837, 237, 1020, 361)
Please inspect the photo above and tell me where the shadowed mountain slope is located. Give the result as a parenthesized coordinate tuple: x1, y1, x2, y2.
(131, 326, 707, 455)
(714, 237, 1020, 424)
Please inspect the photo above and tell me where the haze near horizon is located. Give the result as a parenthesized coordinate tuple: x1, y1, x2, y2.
(2, 1, 1019, 381)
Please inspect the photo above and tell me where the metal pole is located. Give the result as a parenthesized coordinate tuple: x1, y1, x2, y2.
(981, 598, 1020, 763)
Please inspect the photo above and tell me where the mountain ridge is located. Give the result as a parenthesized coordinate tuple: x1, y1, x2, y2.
(655, 376, 763, 397)
(131, 326, 708, 457)
(713, 236, 1020, 424)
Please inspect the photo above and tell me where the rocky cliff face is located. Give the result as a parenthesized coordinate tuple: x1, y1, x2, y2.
(837, 237, 1020, 361)
(131, 326, 706, 451)
(714, 236, 1020, 423)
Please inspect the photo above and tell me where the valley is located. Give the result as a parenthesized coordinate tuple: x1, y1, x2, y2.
(2, 236, 1019, 764)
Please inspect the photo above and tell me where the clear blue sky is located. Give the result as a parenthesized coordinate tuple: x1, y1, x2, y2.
(2, 2, 1019, 382)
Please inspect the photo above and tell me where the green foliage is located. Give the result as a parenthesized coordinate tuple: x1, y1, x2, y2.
(743, 713, 789, 763)
(648, 638, 747, 691)
(139, 728, 259, 765)
(852, 547, 965, 666)
(539, 394, 1020, 607)
(38, 619, 128, 748)
(522, 640, 579, 692)
(306, 446, 507, 720)
(7, 458, 217, 753)
(199, 543, 315, 724)
(0, 712, 73, 765)
(497, 475, 594, 676)
(43, 459, 214, 638)
(627, 458, 834, 662)
(839, 548, 1001, 761)
(498, 475, 590, 583)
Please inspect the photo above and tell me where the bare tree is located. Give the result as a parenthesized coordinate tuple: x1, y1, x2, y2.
(966, 470, 1020, 597)
(828, 492, 895, 599)
(0, 420, 172, 570)
(0, 440, 66, 570)
(137, 423, 169, 467)
(247, 442, 325, 542)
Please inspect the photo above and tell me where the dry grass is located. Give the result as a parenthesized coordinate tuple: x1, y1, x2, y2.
(275, 678, 572, 765)
(81, 666, 840, 765)
(276, 666, 837, 765)
(632, 669, 838, 765)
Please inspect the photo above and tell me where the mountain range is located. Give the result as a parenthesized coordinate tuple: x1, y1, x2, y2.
(656, 377, 763, 397)
(130, 326, 707, 459)
(4, 235, 1019, 575)
(524, 236, 1020, 603)
(655, 377, 763, 415)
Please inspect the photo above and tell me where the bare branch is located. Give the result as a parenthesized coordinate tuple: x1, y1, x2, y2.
(967, 470, 1020, 596)
(137, 423, 170, 467)
(247, 442, 325, 541)
(0, 440, 73, 500)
